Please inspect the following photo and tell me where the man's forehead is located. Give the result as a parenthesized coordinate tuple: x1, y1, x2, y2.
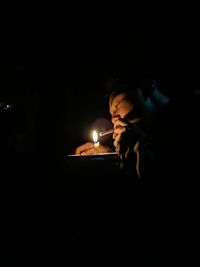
(109, 92, 127, 106)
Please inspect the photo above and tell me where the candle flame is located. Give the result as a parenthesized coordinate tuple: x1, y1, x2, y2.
(93, 130, 98, 143)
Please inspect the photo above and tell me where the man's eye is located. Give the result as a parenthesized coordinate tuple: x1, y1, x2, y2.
(115, 102, 120, 109)
(115, 98, 124, 109)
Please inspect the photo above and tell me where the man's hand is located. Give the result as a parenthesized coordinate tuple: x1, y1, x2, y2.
(113, 118, 147, 155)
(113, 119, 128, 154)
(75, 142, 113, 155)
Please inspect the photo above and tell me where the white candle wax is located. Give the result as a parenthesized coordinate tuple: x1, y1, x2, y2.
(94, 141, 99, 154)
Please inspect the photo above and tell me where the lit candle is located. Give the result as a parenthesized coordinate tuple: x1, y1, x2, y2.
(93, 130, 99, 154)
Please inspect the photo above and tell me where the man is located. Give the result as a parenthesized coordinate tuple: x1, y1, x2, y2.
(75, 72, 200, 265)
(75, 76, 170, 181)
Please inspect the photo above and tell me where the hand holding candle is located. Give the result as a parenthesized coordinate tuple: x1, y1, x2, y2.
(74, 129, 114, 155)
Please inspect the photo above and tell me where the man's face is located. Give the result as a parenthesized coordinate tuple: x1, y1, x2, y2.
(109, 93, 135, 124)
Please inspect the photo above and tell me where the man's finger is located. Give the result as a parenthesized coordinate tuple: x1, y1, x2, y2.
(75, 142, 94, 154)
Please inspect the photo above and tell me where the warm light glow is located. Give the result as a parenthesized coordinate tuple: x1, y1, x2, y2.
(93, 130, 98, 143)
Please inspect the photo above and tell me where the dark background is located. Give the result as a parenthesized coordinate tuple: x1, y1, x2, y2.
(1, 1, 200, 265)
(1, 0, 200, 156)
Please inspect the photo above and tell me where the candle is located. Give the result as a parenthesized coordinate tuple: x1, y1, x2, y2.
(93, 130, 99, 154)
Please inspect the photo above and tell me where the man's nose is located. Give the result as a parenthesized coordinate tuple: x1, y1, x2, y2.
(111, 114, 120, 124)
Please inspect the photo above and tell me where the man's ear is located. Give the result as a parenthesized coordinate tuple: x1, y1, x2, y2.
(140, 79, 156, 100)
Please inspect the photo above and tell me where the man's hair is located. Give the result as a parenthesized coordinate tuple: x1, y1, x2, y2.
(105, 77, 135, 99)
(105, 70, 156, 102)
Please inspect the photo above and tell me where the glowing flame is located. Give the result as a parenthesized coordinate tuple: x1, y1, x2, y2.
(93, 130, 98, 143)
